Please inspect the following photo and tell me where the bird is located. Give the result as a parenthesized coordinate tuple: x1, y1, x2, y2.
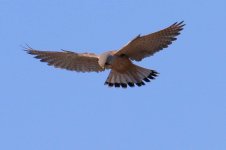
(25, 21, 185, 88)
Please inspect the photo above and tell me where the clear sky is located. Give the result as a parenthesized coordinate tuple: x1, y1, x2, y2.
(1, 0, 226, 150)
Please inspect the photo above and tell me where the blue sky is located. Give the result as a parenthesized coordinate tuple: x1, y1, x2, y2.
(1, 0, 226, 150)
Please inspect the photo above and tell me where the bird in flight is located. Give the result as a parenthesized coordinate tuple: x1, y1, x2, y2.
(25, 21, 185, 88)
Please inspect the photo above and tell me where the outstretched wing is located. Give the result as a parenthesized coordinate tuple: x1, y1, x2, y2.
(25, 46, 104, 72)
(115, 21, 185, 61)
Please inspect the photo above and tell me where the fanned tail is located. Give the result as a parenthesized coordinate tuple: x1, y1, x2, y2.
(105, 64, 158, 88)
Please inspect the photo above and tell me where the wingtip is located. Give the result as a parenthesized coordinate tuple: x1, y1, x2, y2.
(178, 21, 186, 27)
(22, 43, 33, 53)
(172, 21, 186, 27)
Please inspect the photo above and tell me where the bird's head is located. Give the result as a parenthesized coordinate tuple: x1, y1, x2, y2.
(98, 51, 115, 69)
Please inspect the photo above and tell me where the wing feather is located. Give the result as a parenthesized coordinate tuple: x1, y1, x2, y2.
(115, 21, 185, 61)
(25, 46, 104, 72)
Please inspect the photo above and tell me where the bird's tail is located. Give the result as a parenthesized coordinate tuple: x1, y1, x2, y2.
(105, 64, 158, 88)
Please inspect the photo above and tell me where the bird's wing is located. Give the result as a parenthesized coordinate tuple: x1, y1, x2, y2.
(25, 46, 104, 72)
(115, 21, 185, 61)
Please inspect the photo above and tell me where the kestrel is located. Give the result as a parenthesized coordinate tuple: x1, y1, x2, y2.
(25, 21, 185, 88)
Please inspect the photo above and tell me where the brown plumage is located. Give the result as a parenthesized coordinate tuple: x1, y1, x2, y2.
(25, 21, 185, 88)
(26, 48, 104, 72)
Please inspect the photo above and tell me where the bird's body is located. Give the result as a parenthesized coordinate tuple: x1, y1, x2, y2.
(110, 55, 132, 73)
(100, 52, 132, 72)
(26, 21, 185, 88)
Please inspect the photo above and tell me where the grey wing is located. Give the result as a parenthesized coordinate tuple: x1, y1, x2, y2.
(115, 21, 185, 61)
(25, 46, 104, 72)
